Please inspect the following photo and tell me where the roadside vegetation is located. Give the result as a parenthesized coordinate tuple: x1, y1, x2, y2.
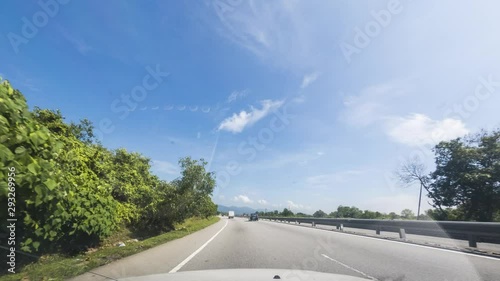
(0, 79, 218, 277)
(258, 206, 431, 220)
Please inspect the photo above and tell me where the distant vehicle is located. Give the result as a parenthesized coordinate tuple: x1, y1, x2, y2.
(250, 213, 259, 221)
(228, 211, 235, 219)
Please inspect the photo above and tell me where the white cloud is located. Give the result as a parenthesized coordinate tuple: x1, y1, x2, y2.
(151, 160, 178, 175)
(233, 195, 253, 203)
(286, 200, 312, 211)
(258, 199, 268, 205)
(301, 72, 320, 89)
(218, 99, 283, 133)
(386, 114, 469, 146)
(227, 89, 249, 103)
(339, 83, 469, 146)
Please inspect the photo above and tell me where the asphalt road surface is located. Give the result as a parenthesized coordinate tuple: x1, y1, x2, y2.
(72, 217, 500, 281)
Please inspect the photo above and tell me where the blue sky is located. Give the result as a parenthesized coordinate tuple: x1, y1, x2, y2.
(1, 0, 500, 214)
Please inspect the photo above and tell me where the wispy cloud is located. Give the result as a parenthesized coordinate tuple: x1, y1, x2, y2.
(234, 194, 253, 203)
(233, 150, 324, 171)
(209, 1, 322, 71)
(151, 160, 179, 175)
(218, 99, 283, 133)
(301, 72, 320, 89)
(340, 83, 403, 127)
(6, 68, 42, 92)
(227, 89, 249, 103)
(385, 113, 469, 147)
(58, 25, 93, 55)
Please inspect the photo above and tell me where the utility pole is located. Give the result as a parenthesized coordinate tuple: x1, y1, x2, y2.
(417, 183, 423, 220)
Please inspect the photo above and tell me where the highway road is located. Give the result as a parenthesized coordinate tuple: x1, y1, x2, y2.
(72, 217, 500, 281)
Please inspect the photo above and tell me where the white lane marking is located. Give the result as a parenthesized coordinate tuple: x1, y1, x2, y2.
(169, 220, 228, 273)
(263, 220, 500, 261)
(322, 254, 379, 281)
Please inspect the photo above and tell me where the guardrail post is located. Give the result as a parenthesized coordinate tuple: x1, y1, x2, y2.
(338, 224, 344, 231)
(468, 235, 478, 248)
(376, 227, 381, 235)
(399, 228, 406, 240)
(312, 222, 315, 227)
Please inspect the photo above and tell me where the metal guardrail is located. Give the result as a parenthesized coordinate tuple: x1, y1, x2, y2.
(261, 217, 500, 248)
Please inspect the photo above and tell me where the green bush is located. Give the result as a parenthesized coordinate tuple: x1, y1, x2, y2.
(1, 78, 219, 258)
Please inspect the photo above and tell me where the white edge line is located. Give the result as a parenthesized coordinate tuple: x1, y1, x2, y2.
(322, 254, 378, 281)
(169, 220, 228, 273)
(263, 220, 500, 261)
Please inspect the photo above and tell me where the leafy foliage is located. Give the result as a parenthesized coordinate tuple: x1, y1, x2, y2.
(429, 130, 500, 221)
(313, 209, 326, 218)
(400, 209, 415, 219)
(330, 206, 363, 218)
(280, 208, 294, 217)
(0, 79, 218, 257)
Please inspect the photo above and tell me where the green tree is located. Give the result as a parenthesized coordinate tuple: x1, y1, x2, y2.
(172, 157, 217, 220)
(426, 207, 464, 221)
(281, 208, 294, 217)
(313, 209, 326, 217)
(429, 130, 500, 221)
(360, 210, 378, 219)
(388, 212, 400, 220)
(335, 206, 363, 218)
(400, 209, 415, 220)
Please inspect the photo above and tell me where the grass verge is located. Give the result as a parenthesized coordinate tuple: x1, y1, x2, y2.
(0, 216, 220, 281)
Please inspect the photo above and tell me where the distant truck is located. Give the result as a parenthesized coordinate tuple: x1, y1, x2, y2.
(228, 211, 235, 219)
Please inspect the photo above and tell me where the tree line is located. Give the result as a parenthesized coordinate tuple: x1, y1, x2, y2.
(0, 79, 218, 254)
(258, 206, 428, 220)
